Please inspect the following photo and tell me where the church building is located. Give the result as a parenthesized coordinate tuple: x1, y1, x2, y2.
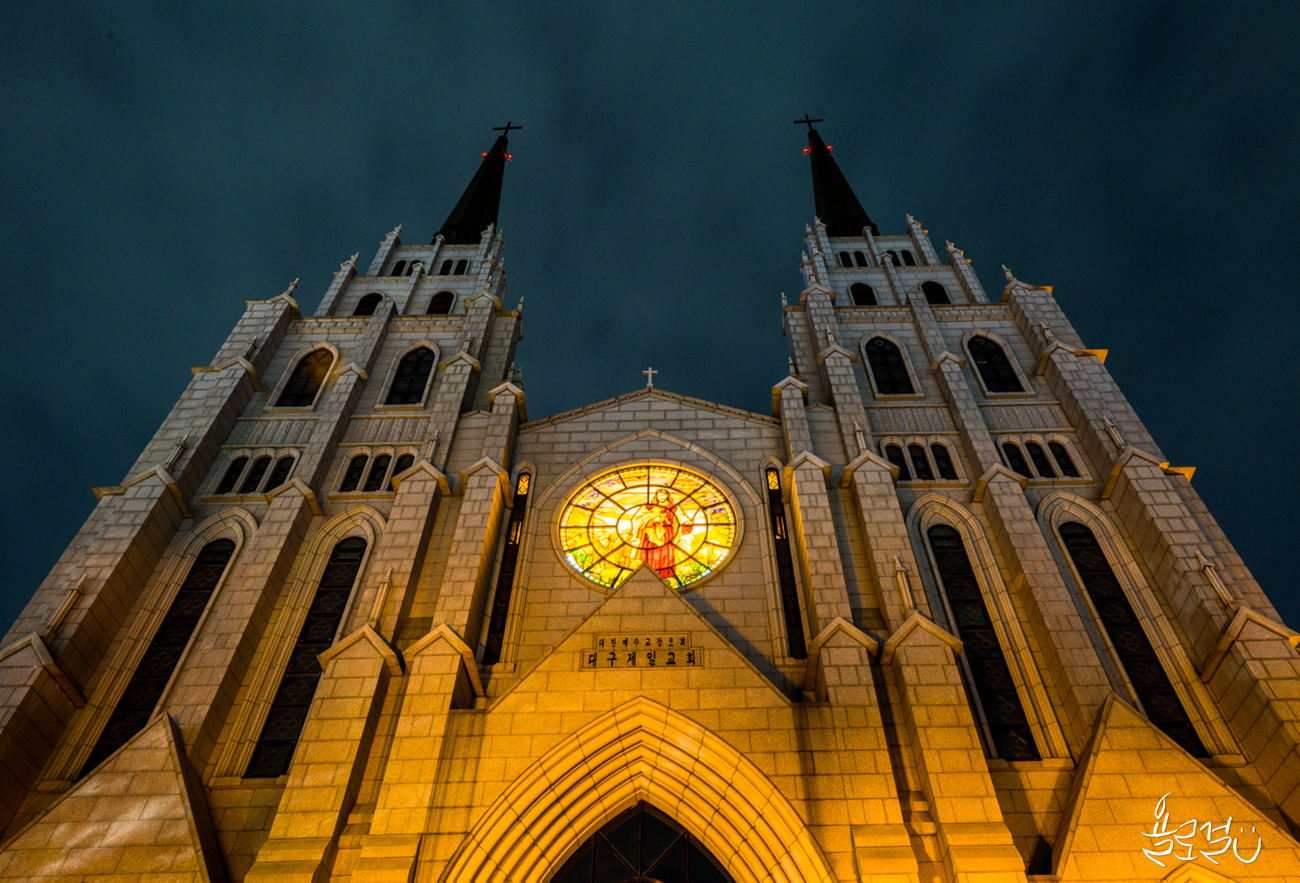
(1, 124, 1298, 883)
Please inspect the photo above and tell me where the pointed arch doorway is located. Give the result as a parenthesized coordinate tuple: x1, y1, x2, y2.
(438, 697, 836, 883)
(551, 801, 733, 883)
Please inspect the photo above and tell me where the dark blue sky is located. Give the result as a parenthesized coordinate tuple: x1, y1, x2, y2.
(2, 2, 1297, 633)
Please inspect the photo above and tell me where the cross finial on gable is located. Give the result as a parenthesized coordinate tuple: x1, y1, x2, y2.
(643, 366, 658, 389)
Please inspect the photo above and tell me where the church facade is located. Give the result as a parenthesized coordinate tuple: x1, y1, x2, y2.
(1, 128, 1298, 883)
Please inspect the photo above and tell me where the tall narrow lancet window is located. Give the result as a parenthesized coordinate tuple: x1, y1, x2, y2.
(391, 260, 406, 277)
(1025, 442, 1056, 477)
(838, 251, 852, 267)
(482, 473, 531, 665)
(927, 525, 1040, 760)
(553, 802, 735, 883)
(363, 454, 392, 492)
(901, 249, 917, 266)
(1002, 443, 1032, 478)
(865, 337, 914, 394)
(765, 467, 806, 659)
(276, 349, 332, 407)
(931, 444, 958, 480)
(215, 456, 249, 494)
(265, 455, 295, 491)
(1058, 522, 1207, 756)
(386, 453, 414, 491)
(246, 536, 367, 778)
(238, 456, 273, 494)
(908, 444, 934, 480)
(339, 455, 369, 492)
(454, 259, 468, 275)
(850, 282, 877, 306)
(884, 444, 911, 480)
(921, 281, 950, 305)
(439, 259, 453, 275)
(853, 250, 869, 267)
(353, 293, 382, 316)
(385, 346, 436, 405)
(968, 336, 1024, 392)
(426, 291, 454, 315)
(1049, 442, 1080, 477)
(81, 539, 235, 777)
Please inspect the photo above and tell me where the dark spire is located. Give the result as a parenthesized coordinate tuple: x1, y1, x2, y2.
(797, 119, 878, 236)
(433, 123, 519, 245)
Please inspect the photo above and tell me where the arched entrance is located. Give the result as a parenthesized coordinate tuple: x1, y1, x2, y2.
(438, 696, 835, 883)
(552, 801, 732, 883)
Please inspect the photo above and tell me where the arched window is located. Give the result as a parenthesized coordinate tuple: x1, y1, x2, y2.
(426, 291, 454, 315)
(764, 467, 806, 659)
(439, 259, 453, 275)
(908, 444, 934, 480)
(264, 456, 296, 491)
(353, 293, 382, 316)
(362, 454, 392, 492)
(391, 260, 406, 277)
(454, 259, 468, 275)
(1058, 522, 1206, 756)
(853, 250, 868, 267)
(81, 539, 235, 777)
(387, 453, 414, 491)
(1002, 443, 1032, 477)
(1025, 442, 1055, 477)
(884, 444, 911, 480)
(1049, 442, 1080, 477)
(901, 249, 917, 266)
(385, 346, 436, 405)
(865, 337, 914, 394)
(215, 456, 249, 494)
(551, 802, 736, 883)
(930, 443, 958, 480)
(921, 281, 950, 305)
(246, 536, 367, 778)
(838, 251, 852, 267)
(483, 472, 533, 665)
(849, 282, 877, 306)
(886, 249, 899, 265)
(339, 455, 368, 492)
(238, 456, 273, 494)
(276, 349, 332, 407)
(927, 525, 1040, 760)
(968, 336, 1024, 392)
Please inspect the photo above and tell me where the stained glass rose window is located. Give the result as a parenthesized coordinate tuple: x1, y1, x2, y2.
(557, 465, 738, 590)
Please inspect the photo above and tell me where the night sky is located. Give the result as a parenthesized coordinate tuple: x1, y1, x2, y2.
(2, 3, 1297, 636)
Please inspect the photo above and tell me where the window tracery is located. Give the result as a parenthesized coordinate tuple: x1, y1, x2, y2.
(557, 465, 737, 591)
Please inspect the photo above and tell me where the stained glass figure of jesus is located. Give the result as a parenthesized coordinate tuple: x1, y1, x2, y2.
(633, 489, 693, 578)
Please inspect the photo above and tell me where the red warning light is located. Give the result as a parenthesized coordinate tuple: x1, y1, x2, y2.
(827, 145, 833, 151)
(802, 147, 811, 155)
(505, 154, 512, 161)
(482, 152, 488, 157)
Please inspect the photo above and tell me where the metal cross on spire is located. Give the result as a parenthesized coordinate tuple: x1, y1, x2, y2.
(643, 366, 658, 389)
(493, 121, 523, 135)
(793, 114, 823, 131)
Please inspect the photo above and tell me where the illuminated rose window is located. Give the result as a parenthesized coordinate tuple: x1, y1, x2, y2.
(558, 465, 738, 590)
